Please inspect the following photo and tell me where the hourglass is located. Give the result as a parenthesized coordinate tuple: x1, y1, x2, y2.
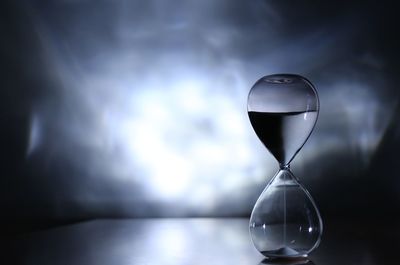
(248, 74, 322, 258)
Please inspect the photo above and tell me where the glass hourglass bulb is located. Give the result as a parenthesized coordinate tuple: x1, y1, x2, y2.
(248, 74, 322, 258)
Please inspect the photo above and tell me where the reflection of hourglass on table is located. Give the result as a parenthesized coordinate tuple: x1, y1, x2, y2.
(247, 74, 323, 258)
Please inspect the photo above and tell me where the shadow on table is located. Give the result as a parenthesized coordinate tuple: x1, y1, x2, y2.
(259, 258, 314, 265)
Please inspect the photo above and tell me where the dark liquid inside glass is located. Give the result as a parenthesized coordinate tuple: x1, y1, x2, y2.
(248, 111, 317, 165)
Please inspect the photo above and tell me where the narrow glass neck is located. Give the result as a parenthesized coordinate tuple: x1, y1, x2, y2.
(279, 163, 290, 170)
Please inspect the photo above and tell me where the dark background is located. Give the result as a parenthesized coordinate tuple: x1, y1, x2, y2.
(0, 0, 399, 235)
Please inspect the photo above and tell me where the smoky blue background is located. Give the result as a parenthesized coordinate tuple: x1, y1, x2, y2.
(1, 0, 399, 232)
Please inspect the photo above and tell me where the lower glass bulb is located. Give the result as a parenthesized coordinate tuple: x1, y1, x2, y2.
(249, 168, 323, 258)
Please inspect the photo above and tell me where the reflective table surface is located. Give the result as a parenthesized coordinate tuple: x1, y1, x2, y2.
(2, 218, 398, 265)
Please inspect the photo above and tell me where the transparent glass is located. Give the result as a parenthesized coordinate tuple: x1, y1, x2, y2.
(248, 74, 322, 258)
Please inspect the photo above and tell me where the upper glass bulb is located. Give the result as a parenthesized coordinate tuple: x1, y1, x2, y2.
(247, 74, 319, 166)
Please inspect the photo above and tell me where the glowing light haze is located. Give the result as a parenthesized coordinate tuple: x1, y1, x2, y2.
(6, 0, 396, 217)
